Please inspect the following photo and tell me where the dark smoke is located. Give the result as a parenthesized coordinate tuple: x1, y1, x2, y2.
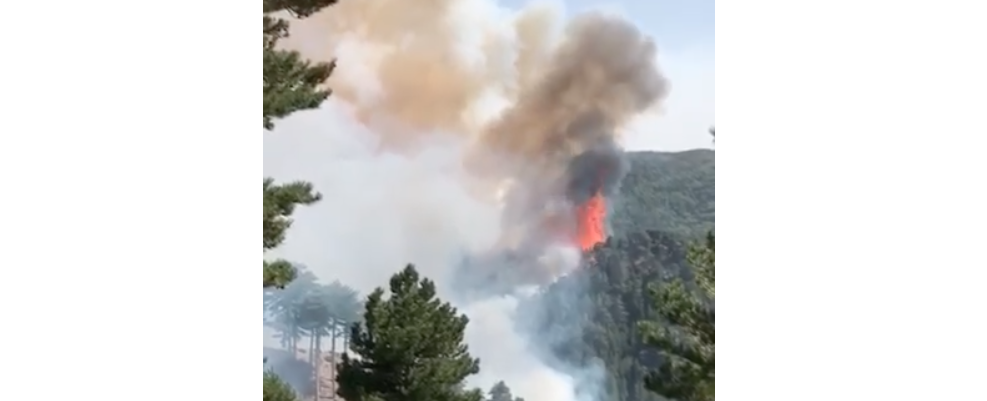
(564, 135, 629, 205)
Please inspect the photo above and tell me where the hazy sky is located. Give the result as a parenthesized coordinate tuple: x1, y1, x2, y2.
(509, 0, 714, 151)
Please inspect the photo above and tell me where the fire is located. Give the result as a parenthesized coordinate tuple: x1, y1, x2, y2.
(575, 191, 607, 251)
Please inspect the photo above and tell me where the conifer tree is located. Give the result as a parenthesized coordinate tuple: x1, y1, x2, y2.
(489, 381, 512, 401)
(263, 0, 339, 400)
(640, 231, 715, 401)
(264, 369, 300, 401)
(337, 265, 484, 401)
(488, 381, 525, 401)
(262, 0, 338, 289)
(263, 0, 338, 130)
(263, 178, 321, 288)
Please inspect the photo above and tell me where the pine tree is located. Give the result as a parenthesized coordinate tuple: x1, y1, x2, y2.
(337, 264, 484, 401)
(262, 0, 338, 289)
(489, 381, 510, 401)
(488, 381, 525, 401)
(263, 0, 338, 130)
(640, 231, 715, 401)
(263, 0, 338, 400)
(265, 369, 301, 401)
(263, 178, 321, 288)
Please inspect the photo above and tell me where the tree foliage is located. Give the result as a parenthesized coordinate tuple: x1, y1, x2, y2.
(523, 229, 714, 401)
(521, 231, 693, 401)
(640, 232, 715, 401)
(263, 179, 322, 288)
(487, 381, 525, 401)
(337, 265, 483, 401)
(263, 0, 338, 130)
(611, 150, 715, 240)
(265, 368, 301, 401)
(262, 0, 338, 289)
(262, 0, 338, 398)
(264, 265, 363, 363)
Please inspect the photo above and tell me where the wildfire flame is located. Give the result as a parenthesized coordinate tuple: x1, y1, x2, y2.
(575, 191, 606, 251)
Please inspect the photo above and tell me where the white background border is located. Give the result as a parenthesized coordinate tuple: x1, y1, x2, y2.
(1, 0, 986, 400)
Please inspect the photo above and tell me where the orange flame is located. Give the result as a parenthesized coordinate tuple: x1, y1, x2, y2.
(575, 192, 606, 251)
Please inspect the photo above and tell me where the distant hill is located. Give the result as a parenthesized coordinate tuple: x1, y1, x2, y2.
(611, 149, 714, 240)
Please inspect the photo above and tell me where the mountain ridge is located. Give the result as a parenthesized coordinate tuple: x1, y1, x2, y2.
(611, 148, 714, 239)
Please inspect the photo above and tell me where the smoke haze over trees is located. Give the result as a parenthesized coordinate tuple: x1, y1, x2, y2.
(263, 0, 341, 400)
(264, 149, 716, 401)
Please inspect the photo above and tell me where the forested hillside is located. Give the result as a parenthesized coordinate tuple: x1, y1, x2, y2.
(519, 149, 715, 401)
(262, 1, 715, 400)
(522, 231, 699, 401)
(263, 148, 716, 401)
(612, 150, 715, 240)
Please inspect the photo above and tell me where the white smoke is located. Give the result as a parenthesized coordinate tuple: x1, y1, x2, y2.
(264, 99, 583, 401)
(264, 101, 501, 292)
(263, 1, 644, 399)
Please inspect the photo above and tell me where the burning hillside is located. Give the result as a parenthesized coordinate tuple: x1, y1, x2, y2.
(453, 135, 629, 294)
(279, 4, 668, 293)
(267, 2, 686, 399)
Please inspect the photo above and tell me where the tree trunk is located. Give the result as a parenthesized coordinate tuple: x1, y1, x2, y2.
(331, 319, 338, 356)
(315, 331, 322, 362)
(290, 326, 298, 353)
(342, 326, 349, 353)
(309, 332, 316, 366)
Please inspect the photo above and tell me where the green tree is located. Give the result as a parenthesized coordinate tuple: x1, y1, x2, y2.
(488, 381, 525, 401)
(263, 268, 362, 370)
(264, 179, 322, 288)
(322, 281, 362, 355)
(265, 265, 321, 352)
(337, 264, 484, 401)
(640, 231, 715, 401)
(301, 280, 362, 365)
(263, 1, 339, 399)
(263, 0, 338, 130)
(262, 0, 338, 289)
(265, 368, 301, 401)
(522, 230, 694, 401)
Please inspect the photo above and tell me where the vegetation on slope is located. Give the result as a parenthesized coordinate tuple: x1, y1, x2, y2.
(258, 0, 716, 395)
(612, 150, 715, 240)
(516, 229, 715, 401)
(641, 232, 715, 401)
(521, 231, 694, 401)
(262, 147, 717, 401)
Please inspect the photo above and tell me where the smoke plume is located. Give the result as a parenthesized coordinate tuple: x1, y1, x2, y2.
(265, 1, 670, 400)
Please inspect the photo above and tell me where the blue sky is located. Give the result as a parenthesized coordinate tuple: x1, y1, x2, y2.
(503, 0, 715, 151)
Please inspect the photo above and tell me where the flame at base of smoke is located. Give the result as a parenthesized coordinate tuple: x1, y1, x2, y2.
(575, 192, 606, 251)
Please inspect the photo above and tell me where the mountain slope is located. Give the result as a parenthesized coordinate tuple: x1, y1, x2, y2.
(521, 230, 695, 401)
(611, 149, 714, 239)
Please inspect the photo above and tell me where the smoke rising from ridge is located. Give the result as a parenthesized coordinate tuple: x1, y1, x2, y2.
(266, 1, 671, 400)
(283, 1, 667, 185)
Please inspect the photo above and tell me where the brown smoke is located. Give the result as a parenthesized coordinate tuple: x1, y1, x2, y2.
(471, 13, 666, 180)
(279, 0, 669, 262)
(280, 0, 497, 149)
(281, 1, 666, 154)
